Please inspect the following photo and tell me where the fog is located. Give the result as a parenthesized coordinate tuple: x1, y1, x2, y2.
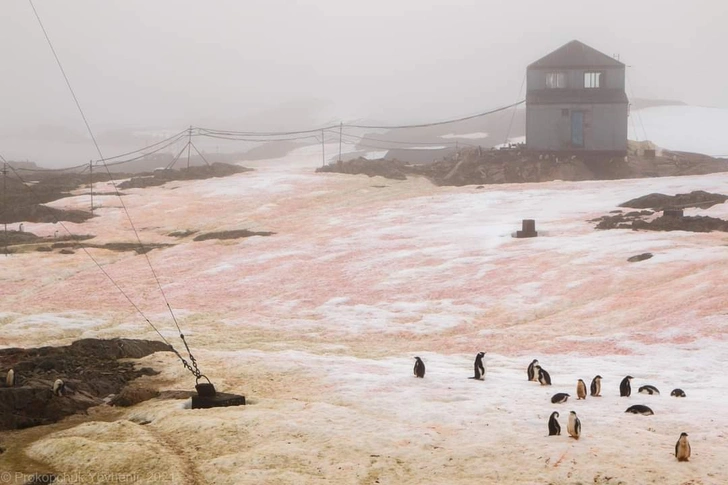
(1, 0, 726, 166)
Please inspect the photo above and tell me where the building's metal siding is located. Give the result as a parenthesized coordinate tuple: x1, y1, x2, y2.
(526, 103, 628, 152)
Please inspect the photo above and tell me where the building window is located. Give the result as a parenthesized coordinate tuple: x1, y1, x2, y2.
(584, 71, 604, 88)
(546, 72, 566, 89)
(561, 109, 569, 117)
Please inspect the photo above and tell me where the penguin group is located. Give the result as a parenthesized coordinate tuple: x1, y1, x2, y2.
(529, 359, 691, 461)
(408, 355, 691, 462)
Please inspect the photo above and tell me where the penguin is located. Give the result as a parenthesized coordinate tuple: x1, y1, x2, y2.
(5, 369, 14, 388)
(527, 359, 539, 381)
(469, 352, 485, 380)
(638, 385, 660, 395)
(671, 388, 686, 398)
(576, 379, 587, 400)
(567, 411, 581, 440)
(52, 378, 65, 396)
(548, 411, 561, 436)
(625, 404, 654, 415)
(551, 393, 570, 404)
(675, 432, 691, 462)
(536, 365, 551, 386)
(413, 357, 425, 378)
(620, 375, 634, 397)
(590, 375, 602, 397)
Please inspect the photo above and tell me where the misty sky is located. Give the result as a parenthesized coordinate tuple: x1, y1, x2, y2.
(1, 0, 726, 163)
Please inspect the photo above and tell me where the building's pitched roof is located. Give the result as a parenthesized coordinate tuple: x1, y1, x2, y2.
(527, 89, 628, 105)
(528, 40, 624, 69)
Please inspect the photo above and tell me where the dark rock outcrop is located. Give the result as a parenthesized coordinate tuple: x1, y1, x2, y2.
(0, 338, 171, 430)
(620, 191, 728, 211)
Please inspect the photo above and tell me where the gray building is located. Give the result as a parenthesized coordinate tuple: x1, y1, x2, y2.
(526, 40, 628, 154)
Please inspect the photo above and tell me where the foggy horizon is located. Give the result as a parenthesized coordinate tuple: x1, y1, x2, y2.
(1, 0, 726, 166)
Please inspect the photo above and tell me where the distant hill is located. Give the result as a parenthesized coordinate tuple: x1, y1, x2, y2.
(6, 161, 41, 170)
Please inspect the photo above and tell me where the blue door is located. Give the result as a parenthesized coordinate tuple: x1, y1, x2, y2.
(571, 111, 584, 148)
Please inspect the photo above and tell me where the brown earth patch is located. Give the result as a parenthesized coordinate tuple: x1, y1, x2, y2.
(193, 229, 275, 241)
(117, 163, 252, 190)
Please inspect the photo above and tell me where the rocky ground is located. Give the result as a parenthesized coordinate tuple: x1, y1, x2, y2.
(592, 190, 728, 232)
(0, 339, 172, 431)
(0, 163, 251, 226)
(117, 162, 252, 190)
(317, 143, 728, 186)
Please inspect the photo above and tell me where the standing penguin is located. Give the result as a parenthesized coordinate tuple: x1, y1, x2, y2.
(413, 357, 426, 378)
(527, 359, 539, 381)
(548, 411, 561, 436)
(576, 379, 587, 400)
(536, 365, 552, 386)
(590, 375, 602, 397)
(52, 378, 65, 396)
(620, 376, 634, 397)
(469, 352, 485, 380)
(567, 411, 581, 440)
(5, 369, 14, 387)
(675, 432, 691, 462)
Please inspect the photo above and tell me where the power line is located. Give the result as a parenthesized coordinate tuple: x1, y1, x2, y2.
(334, 131, 478, 148)
(197, 125, 341, 137)
(100, 132, 188, 168)
(29, 0, 202, 379)
(198, 132, 321, 143)
(345, 100, 525, 130)
(195, 100, 525, 137)
(503, 72, 527, 146)
(28, 0, 105, 163)
(96, 129, 189, 162)
(2, 161, 174, 347)
(625, 67, 648, 142)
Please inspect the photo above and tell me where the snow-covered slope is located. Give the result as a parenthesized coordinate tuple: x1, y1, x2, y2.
(2, 144, 727, 483)
(630, 105, 728, 158)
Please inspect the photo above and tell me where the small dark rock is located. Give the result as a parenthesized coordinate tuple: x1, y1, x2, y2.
(58, 249, 75, 254)
(628, 253, 653, 262)
(138, 367, 160, 376)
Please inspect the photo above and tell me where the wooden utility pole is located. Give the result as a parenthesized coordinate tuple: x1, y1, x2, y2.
(2, 163, 7, 256)
(321, 129, 325, 167)
(186, 126, 192, 169)
(89, 160, 94, 215)
(338, 122, 343, 162)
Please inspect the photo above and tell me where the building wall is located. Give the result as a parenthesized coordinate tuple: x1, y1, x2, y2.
(526, 103, 628, 152)
(527, 67, 625, 90)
